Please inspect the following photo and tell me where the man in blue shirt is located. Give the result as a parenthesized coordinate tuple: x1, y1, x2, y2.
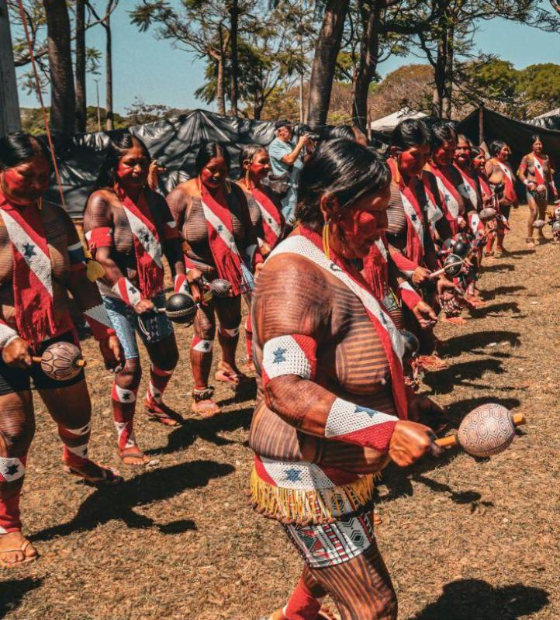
(268, 120, 312, 225)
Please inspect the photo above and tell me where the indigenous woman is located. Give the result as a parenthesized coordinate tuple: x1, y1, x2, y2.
(378, 119, 446, 368)
(486, 140, 517, 255)
(472, 147, 503, 258)
(518, 135, 554, 247)
(167, 143, 263, 417)
(425, 123, 465, 235)
(84, 134, 185, 466)
(0, 133, 123, 567)
(250, 139, 443, 620)
(454, 135, 482, 213)
(237, 145, 284, 371)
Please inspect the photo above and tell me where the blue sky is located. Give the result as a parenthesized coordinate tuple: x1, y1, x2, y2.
(15, 2, 560, 115)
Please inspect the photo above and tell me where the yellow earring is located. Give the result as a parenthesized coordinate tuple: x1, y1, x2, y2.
(322, 220, 331, 259)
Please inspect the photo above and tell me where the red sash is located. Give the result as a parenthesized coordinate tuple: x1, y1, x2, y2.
(476, 172, 493, 202)
(250, 186, 284, 248)
(200, 184, 246, 296)
(387, 159, 424, 265)
(295, 227, 408, 419)
(425, 163, 462, 233)
(0, 192, 65, 346)
(116, 186, 164, 299)
(492, 159, 518, 205)
(456, 166, 481, 211)
(531, 154, 546, 186)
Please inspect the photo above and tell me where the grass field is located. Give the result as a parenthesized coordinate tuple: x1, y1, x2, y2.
(1, 206, 559, 620)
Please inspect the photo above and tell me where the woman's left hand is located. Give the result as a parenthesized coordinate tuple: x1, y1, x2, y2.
(99, 334, 125, 372)
(412, 300, 437, 329)
(147, 160, 166, 191)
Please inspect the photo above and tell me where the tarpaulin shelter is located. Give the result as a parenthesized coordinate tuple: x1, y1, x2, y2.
(457, 107, 560, 170)
(530, 108, 560, 131)
(46, 109, 278, 219)
(370, 108, 427, 133)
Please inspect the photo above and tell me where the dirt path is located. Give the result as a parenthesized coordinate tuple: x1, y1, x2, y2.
(1, 206, 559, 620)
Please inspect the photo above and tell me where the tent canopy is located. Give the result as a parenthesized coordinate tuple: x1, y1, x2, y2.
(370, 108, 427, 133)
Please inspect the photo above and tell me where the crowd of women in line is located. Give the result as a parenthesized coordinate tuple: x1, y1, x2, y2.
(0, 120, 555, 619)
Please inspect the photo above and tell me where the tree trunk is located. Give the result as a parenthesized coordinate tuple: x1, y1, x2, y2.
(75, 0, 87, 133)
(44, 0, 76, 135)
(216, 57, 226, 116)
(432, 15, 448, 117)
(229, 0, 239, 117)
(105, 11, 114, 130)
(306, 0, 350, 130)
(352, 0, 383, 131)
(442, 22, 454, 119)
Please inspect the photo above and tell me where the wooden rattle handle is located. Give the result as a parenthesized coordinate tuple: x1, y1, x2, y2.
(435, 412, 526, 449)
(32, 356, 86, 368)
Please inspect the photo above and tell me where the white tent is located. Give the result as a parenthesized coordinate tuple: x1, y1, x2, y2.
(370, 108, 428, 133)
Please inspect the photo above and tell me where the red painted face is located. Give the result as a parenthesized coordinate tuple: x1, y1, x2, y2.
(248, 150, 270, 179)
(0, 152, 50, 206)
(454, 139, 471, 167)
(498, 145, 511, 161)
(398, 144, 430, 178)
(433, 138, 457, 167)
(473, 152, 486, 172)
(330, 185, 391, 259)
(200, 156, 228, 189)
(115, 143, 149, 189)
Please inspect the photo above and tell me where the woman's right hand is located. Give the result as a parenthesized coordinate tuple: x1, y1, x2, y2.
(133, 299, 155, 315)
(186, 268, 204, 303)
(388, 420, 443, 466)
(2, 337, 33, 369)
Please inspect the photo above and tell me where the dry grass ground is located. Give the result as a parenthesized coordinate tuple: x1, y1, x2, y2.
(1, 206, 559, 620)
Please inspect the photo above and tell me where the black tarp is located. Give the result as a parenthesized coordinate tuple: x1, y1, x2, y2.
(457, 107, 560, 170)
(45, 109, 280, 218)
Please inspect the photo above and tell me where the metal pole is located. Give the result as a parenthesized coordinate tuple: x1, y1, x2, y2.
(0, 0, 22, 137)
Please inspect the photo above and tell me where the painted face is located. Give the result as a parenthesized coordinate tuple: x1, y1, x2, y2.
(398, 144, 430, 178)
(0, 152, 50, 206)
(247, 150, 270, 179)
(433, 138, 457, 167)
(116, 143, 149, 188)
(455, 139, 471, 166)
(498, 145, 511, 161)
(200, 156, 228, 189)
(533, 140, 543, 154)
(330, 185, 391, 260)
(473, 152, 487, 172)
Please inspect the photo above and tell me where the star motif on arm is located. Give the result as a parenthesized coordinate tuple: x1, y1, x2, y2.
(22, 243, 36, 258)
(5, 464, 19, 476)
(272, 347, 287, 364)
(354, 405, 377, 419)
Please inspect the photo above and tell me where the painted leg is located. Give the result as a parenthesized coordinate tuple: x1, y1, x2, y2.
(0, 391, 38, 567)
(144, 333, 181, 426)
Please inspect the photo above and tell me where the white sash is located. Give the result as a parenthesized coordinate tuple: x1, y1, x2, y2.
(435, 176, 460, 218)
(401, 192, 424, 248)
(121, 206, 163, 268)
(269, 235, 405, 360)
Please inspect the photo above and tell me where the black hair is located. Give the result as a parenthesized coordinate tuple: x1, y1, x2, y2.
(391, 119, 431, 151)
(0, 132, 51, 170)
(296, 138, 390, 226)
(531, 134, 543, 146)
(457, 134, 472, 147)
(239, 144, 267, 172)
(490, 140, 509, 157)
(94, 132, 150, 190)
(471, 145, 485, 158)
(194, 142, 231, 176)
(326, 125, 369, 145)
(431, 122, 458, 148)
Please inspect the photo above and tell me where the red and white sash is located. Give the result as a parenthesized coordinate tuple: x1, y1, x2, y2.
(492, 159, 518, 205)
(456, 166, 481, 211)
(532, 154, 546, 186)
(201, 185, 251, 296)
(116, 187, 164, 299)
(0, 192, 66, 345)
(271, 228, 408, 419)
(427, 164, 462, 224)
(250, 186, 283, 248)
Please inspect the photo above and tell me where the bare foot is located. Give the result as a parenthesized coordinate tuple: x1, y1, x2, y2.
(0, 531, 38, 568)
(118, 445, 152, 466)
(64, 459, 122, 485)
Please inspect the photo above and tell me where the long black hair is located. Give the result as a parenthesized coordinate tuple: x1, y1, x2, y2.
(296, 138, 390, 227)
(0, 132, 51, 170)
(489, 140, 509, 158)
(94, 132, 150, 190)
(194, 142, 231, 176)
(531, 134, 543, 146)
(391, 119, 431, 151)
(431, 122, 458, 148)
